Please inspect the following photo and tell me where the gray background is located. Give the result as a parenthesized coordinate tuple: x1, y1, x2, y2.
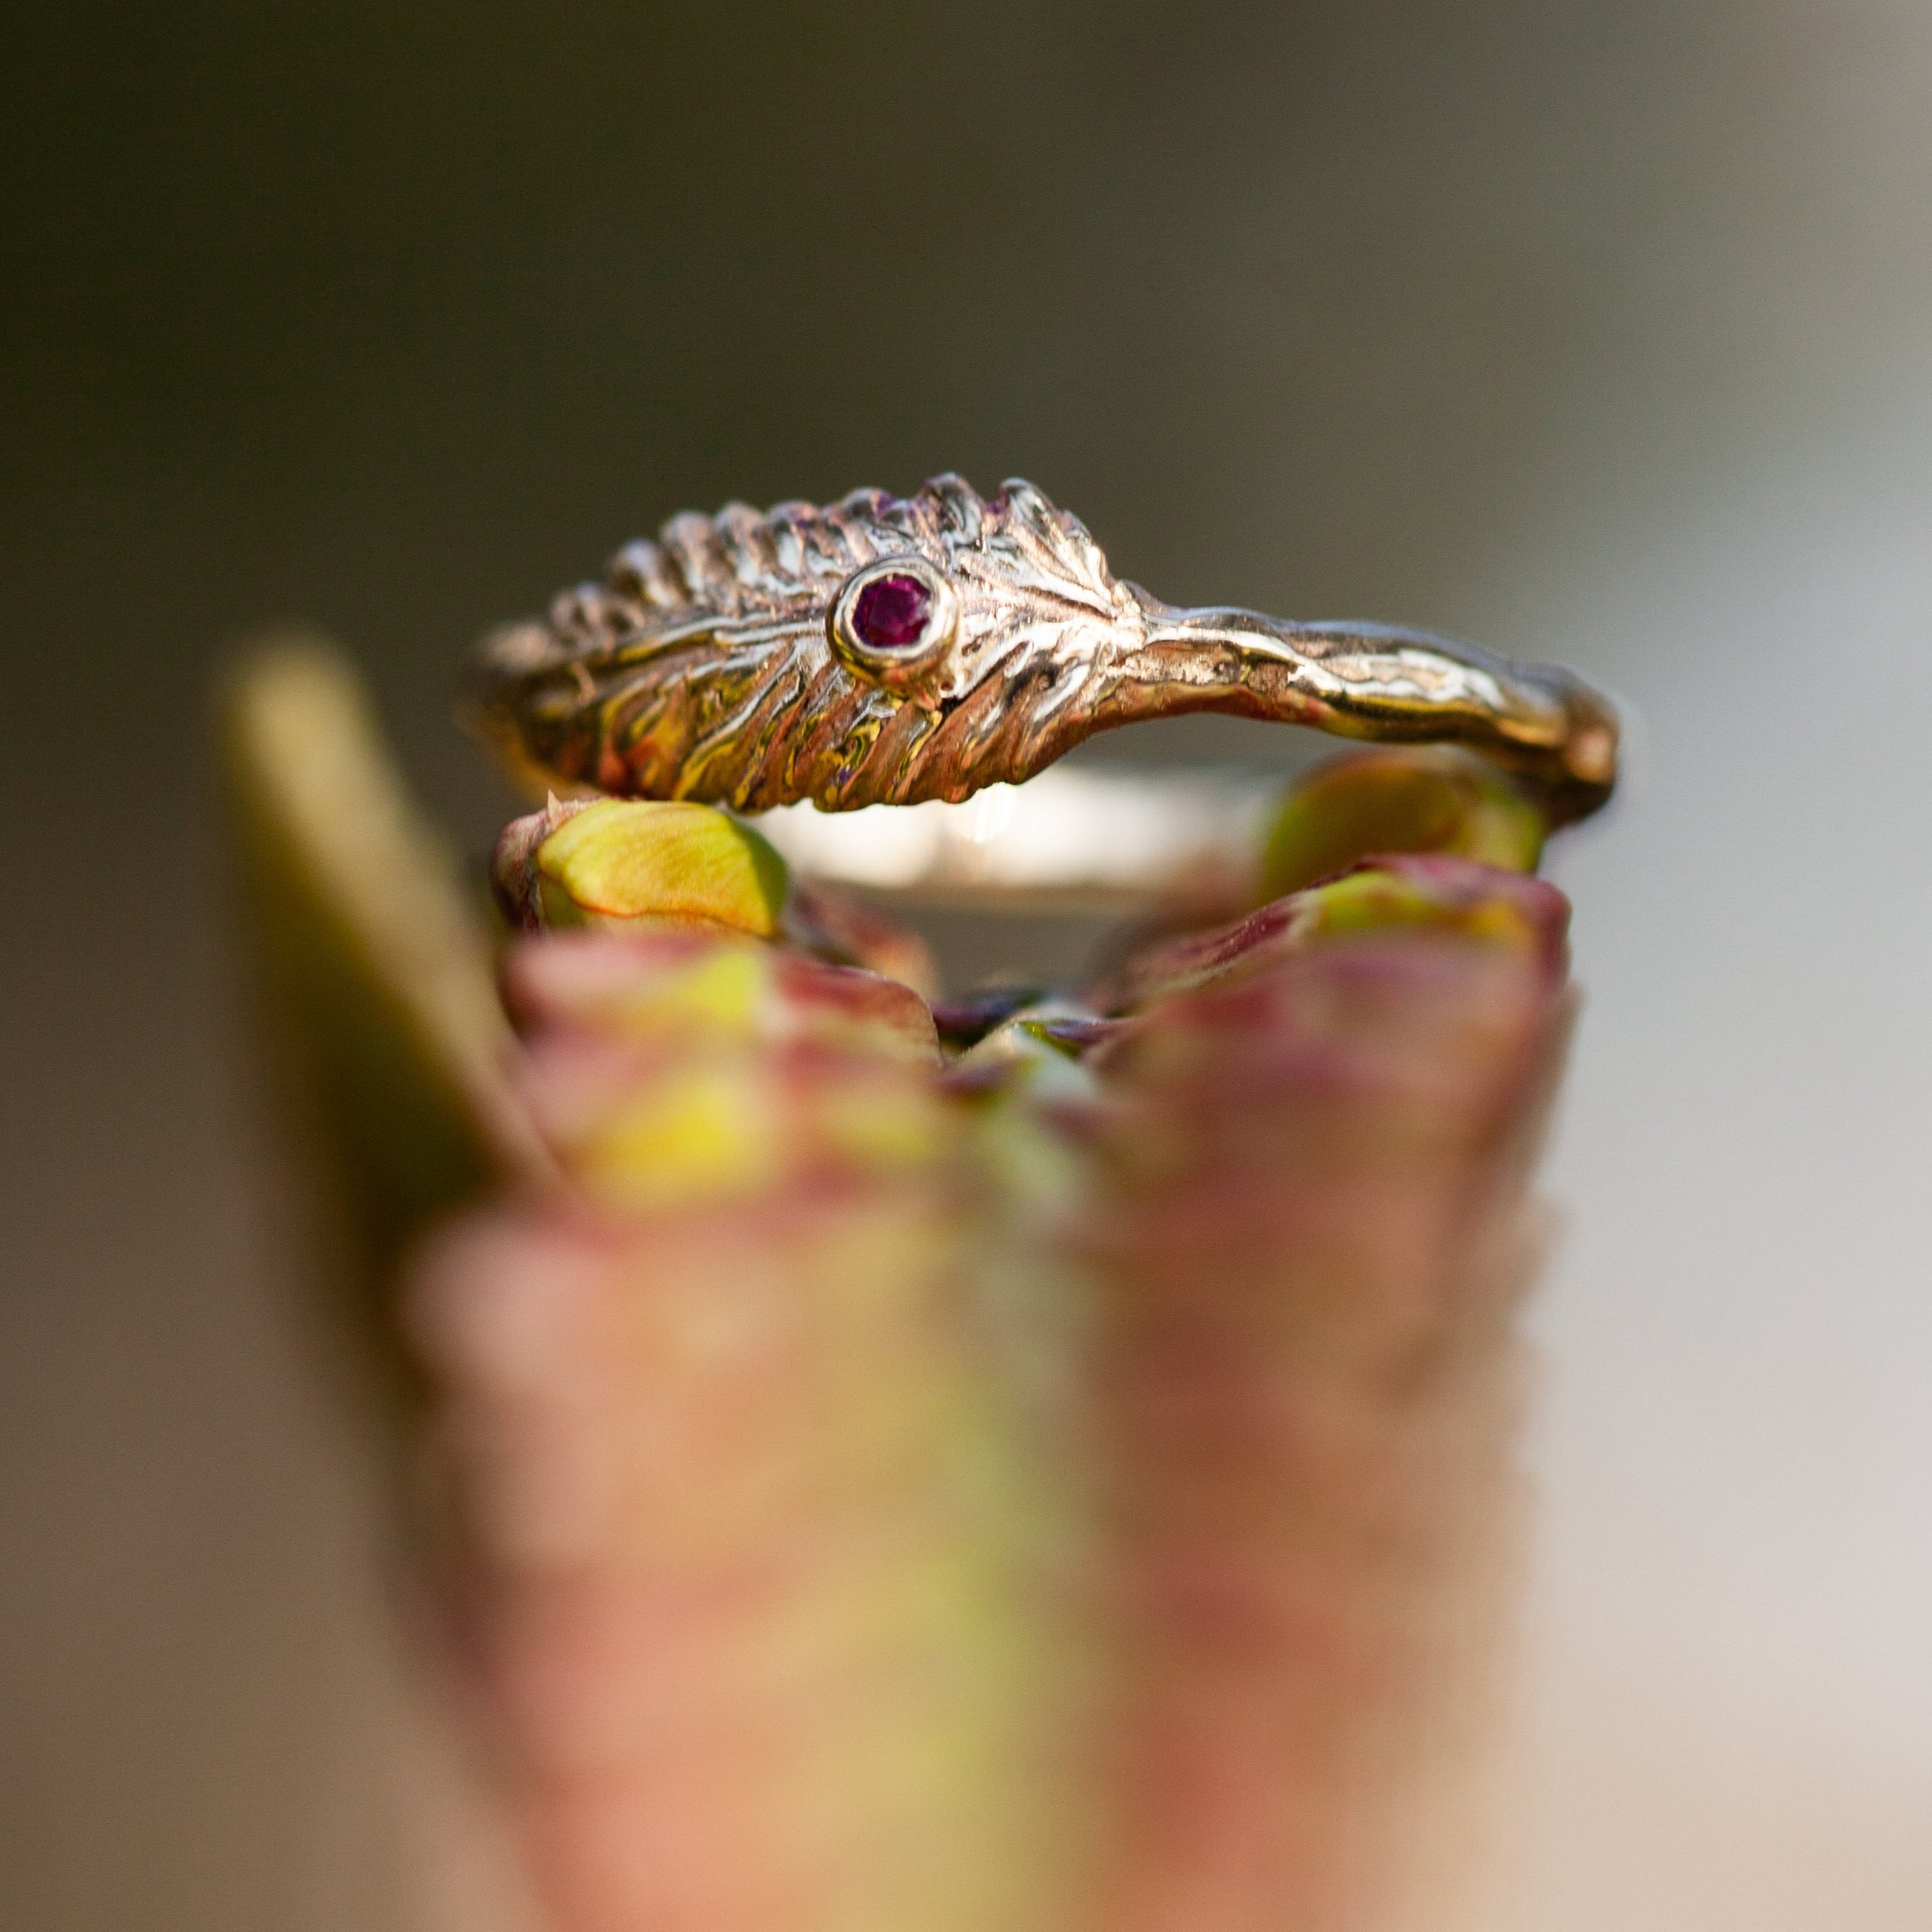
(4, 4, 1928, 1925)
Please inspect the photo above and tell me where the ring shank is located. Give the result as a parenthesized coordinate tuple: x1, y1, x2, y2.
(753, 768, 1280, 912)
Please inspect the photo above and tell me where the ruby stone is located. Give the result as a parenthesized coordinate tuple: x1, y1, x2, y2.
(851, 572, 932, 649)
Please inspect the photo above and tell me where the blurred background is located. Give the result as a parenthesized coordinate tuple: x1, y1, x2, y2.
(4, 3, 1929, 1926)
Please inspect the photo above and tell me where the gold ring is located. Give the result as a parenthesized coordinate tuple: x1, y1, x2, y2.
(473, 475, 1617, 900)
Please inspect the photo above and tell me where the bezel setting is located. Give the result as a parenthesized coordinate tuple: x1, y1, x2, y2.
(827, 555, 960, 690)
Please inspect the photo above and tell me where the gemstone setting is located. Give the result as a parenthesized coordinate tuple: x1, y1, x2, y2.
(851, 572, 933, 650)
(828, 556, 959, 689)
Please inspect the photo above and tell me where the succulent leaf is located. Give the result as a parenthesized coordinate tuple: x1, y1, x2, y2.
(220, 639, 551, 1406)
(1257, 745, 1548, 900)
(525, 797, 791, 935)
(1096, 854, 1569, 1016)
(1075, 907, 1567, 1931)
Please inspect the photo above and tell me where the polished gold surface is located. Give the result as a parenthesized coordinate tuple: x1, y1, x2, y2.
(474, 475, 1619, 830)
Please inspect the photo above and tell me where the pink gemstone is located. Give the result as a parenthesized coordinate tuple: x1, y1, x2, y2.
(851, 571, 932, 649)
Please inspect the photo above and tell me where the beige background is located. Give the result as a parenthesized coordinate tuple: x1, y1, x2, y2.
(4, 4, 1929, 1924)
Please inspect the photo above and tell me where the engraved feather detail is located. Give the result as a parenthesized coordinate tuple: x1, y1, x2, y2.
(474, 474, 1618, 821)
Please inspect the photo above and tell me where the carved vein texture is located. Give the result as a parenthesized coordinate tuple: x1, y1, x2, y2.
(473, 475, 1618, 819)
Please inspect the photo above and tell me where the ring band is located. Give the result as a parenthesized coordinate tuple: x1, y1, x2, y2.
(752, 768, 1274, 910)
(474, 475, 1618, 892)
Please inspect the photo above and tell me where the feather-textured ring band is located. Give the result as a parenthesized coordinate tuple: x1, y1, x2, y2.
(472, 474, 1617, 898)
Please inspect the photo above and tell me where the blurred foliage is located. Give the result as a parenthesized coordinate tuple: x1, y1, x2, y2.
(227, 640, 1571, 1928)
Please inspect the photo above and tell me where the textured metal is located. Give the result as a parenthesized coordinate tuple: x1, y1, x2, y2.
(473, 474, 1618, 824)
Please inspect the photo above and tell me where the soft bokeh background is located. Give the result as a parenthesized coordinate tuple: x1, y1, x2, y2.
(4, 4, 1928, 1926)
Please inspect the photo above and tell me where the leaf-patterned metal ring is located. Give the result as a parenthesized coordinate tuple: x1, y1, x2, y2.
(471, 474, 1618, 827)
